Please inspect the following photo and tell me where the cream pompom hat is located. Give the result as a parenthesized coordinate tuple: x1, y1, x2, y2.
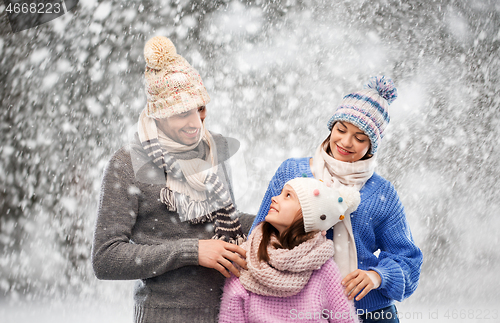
(286, 178, 360, 233)
(143, 36, 210, 118)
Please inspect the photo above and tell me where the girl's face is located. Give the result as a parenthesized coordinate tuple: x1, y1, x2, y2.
(329, 121, 370, 162)
(265, 184, 302, 234)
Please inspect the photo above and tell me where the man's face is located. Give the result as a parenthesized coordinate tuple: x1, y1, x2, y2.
(155, 108, 202, 146)
(198, 106, 207, 122)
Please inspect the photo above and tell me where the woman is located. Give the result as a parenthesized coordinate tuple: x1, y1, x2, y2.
(249, 76, 423, 322)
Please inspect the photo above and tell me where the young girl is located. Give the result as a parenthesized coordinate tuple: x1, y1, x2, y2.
(249, 76, 423, 322)
(219, 177, 361, 323)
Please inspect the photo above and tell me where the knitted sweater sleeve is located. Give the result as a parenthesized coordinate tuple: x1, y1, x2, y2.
(219, 275, 250, 323)
(249, 158, 304, 233)
(91, 149, 199, 280)
(367, 181, 423, 302)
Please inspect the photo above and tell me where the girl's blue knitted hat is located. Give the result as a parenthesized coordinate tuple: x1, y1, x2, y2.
(327, 76, 397, 154)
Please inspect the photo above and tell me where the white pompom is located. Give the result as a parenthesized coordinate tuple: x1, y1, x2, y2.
(338, 186, 361, 214)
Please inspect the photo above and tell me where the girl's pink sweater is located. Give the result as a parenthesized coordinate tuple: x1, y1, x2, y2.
(219, 258, 359, 323)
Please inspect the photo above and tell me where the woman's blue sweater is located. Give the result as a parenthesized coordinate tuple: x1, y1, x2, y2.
(249, 157, 423, 313)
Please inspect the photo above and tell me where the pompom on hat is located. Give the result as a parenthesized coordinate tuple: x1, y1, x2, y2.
(327, 76, 397, 154)
(285, 178, 360, 233)
(143, 36, 210, 119)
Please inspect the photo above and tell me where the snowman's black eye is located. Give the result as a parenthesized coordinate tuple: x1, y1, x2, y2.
(320, 214, 326, 220)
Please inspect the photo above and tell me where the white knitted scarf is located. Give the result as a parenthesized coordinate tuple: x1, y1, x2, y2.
(311, 141, 377, 278)
(138, 109, 220, 222)
(239, 223, 334, 297)
(137, 109, 246, 244)
(157, 124, 219, 209)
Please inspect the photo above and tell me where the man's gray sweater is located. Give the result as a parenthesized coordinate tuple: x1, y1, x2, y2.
(92, 133, 253, 323)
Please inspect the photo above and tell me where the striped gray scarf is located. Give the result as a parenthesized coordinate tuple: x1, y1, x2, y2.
(138, 110, 246, 245)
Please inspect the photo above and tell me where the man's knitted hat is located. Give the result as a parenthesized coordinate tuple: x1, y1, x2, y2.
(286, 178, 360, 233)
(143, 36, 210, 119)
(327, 76, 398, 154)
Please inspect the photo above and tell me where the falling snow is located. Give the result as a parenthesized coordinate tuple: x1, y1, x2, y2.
(1, 0, 499, 322)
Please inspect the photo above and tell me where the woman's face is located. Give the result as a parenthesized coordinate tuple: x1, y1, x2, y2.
(265, 185, 302, 234)
(329, 121, 371, 162)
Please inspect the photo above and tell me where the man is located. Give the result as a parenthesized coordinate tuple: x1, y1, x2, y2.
(92, 36, 250, 323)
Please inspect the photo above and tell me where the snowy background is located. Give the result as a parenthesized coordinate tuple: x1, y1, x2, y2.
(1, 0, 499, 322)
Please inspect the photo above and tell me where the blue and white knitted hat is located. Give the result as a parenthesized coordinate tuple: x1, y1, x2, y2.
(327, 76, 397, 154)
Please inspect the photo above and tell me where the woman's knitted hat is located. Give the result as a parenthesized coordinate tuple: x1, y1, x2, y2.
(286, 178, 360, 233)
(143, 36, 210, 119)
(327, 76, 398, 154)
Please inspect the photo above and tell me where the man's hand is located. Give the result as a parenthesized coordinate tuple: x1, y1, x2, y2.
(341, 269, 381, 301)
(198, 240, 247, 278)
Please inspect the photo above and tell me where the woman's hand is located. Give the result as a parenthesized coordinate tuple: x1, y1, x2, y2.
(341, 269, 381, 301)
(198, 240, 247, 278)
